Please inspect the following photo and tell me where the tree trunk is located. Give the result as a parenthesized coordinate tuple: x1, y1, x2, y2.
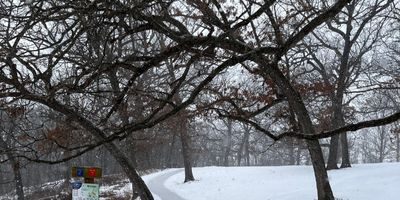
(300, 114, 335, 200)
(340, 132, 351, 168)
(307, 140, 335, 200)
(287, 107, 299, 166)
(237, 140, 243, 166)
(326, 135, 339, 169)
(287, 138, 295, 165)
(237, 125, 250, 166)
(126, 136, 139, 168)
(10, 157, 24, 200)
(245, 133, 250, 166)
(104, 142, 153, 200)
(166, 133, 177, 168)
(296, 146, 301, 165)
(396, 132, 399, 162)
(0, 137, 24, 200)
(179, 112, 195, 182)
(223, 119, 233, 166)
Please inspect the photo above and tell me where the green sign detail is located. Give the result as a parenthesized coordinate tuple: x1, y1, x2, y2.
(72, 183, 100, 200)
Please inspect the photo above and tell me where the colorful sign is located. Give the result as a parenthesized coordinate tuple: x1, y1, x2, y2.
(71, 167, 101, 199)
(72, 183, 99, 200)
(71, 167, 102, 178)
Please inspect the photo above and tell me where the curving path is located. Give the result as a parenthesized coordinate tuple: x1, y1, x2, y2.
(147, 169, 186, 200)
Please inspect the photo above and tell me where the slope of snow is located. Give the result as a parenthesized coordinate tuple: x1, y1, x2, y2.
(164, 163, 400, 200)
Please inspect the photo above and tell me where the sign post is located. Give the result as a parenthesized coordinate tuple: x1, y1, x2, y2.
(71, 167, 102, 200)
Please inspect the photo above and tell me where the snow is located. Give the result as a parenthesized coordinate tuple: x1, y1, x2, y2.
(2, 163, 398, 199)
(162, 163, 400, 200)
(100, 170, 169, 200)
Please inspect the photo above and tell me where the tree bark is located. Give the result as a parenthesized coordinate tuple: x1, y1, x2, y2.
(288, 138, 296, 165)
(245, 132, 250, 166)
(340, 132, 351, 168)
(326, 135, 339, 169)
(223, 119, 233, 166)
(396, 132, 400, 162)
(306, 140, 335, 200)
(296, 145, 302, 165)
(287, 104, 299, 166)
(10, 156, 24, 200)
(104, 142, 153, 200)
(166, 133, 177, 168)
(237, 125, 250, 166)
(178, 112, 195, 182)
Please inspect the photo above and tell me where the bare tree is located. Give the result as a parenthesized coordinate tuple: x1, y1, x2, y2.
(302, 0, 393, 169)
(2, 1, 400, 200)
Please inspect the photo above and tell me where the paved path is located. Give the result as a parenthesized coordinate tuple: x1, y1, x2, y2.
(147, 169, 186, 200)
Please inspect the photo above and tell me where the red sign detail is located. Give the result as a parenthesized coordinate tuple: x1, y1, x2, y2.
(88, 168, 96, 177)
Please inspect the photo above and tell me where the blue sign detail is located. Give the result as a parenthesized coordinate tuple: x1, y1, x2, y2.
(72, 182, 82, 189)
(76, 168, 84, 177)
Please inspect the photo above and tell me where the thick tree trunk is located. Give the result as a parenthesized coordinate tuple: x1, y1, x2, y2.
(307, 140, 335, 200)
(326, 94, 347, 170)
(104, 142, 153, 200)
(326, 135, 339, 169)
(327, 94, 351, 170)
(299, 112, 335, 200)
(340, 132, 351, 168)
(126, 136, 139, 168)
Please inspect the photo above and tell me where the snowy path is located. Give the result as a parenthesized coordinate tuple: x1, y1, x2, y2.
(147, 169, 186, 200)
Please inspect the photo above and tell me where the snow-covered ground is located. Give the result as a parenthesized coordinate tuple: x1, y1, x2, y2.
(2, 163, 399, 199)
(162, 163, 400, 200)
(100, 170, 167, 200)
